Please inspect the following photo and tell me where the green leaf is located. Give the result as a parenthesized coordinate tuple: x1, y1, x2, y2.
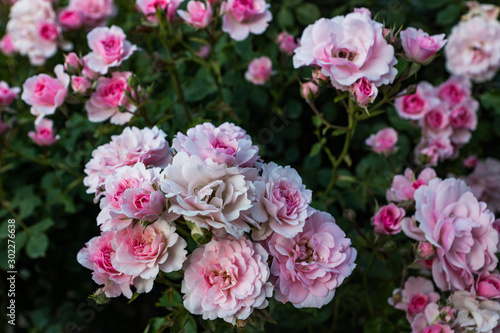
(156, 288, 183, 309)
(284, 0, 302, 7)
(436, 4, 461, 26)
(30, 218, 54, 234)
(310, 138, 326, 157)
(295, 3, 320, 26)
(26, 233, 49, 259)
(144, 317, 167, 333)
(278, 8, 295, 28)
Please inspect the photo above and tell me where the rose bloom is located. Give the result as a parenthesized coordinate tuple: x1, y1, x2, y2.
(388, 277, 440, 322)
(268, 210, 356, 308)
(251, 162, 312, 240)
(422, 107, 449, 131)
(85, 71, 137, 125)
(181, 236, 273, 324)
(293, 10, 397, 91)
(413, 178, 498, 291)
(28, 118, 59, 146)
(66, 0, 116, 28)
(83, 126, 172, 198)
(300, 82, 319, 102)
(58, 9, 82, 30)
(172, 122, 260, 169)
(21, 64, 70, 122)
(0, 81, 20, 106)
(136, 0, 183, 23)
(111, 218, 187, 293)
(463, 155, 478, 168)
(437, 76, 471, 107)
(221, 0, 272, 41)
(178, 1, 212, 29)
(353, 77, 378, 106)
(372, 203, 405, 235)
(77, 231, 135, 298)
(64, 52, 83, 75)
(160, 152, 255, 238)
(71, 76, 92, 95)
(386, 167, 437, 202)
(451, 290, 500, 333)
(395, 82, 438, 120)
(277, 32, 299, 56)
(0, 35, 16, 56)
(464, 158, 500, 213)
(400, 27, 447, 65)
(365, 127, 398, 155)
(445, 15, 500, 82)
(448, 98, 478, 131)
(415, 131, 455, 167)
(244, 56, 272, 85)
(410, 303, 454, 333)
(474, 271, 500, 300)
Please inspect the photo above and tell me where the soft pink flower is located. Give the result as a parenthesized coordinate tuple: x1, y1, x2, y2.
(178, 1, 212, 29)
(58, 9, 82, 30)
(365, 127, 398, 154)
(28, 118, 59, 146)
(71, 76, 92, 95)
(395, 82, 438, 120)
(293, 11, 397, 91)
(245, 56, 272, 85)
(413, 178, 498, 291)
(386, 167, 437, 202)
(21, 65, 70, 122)
(0, 35, 16, 56)
(77, 231, 135, 298)
(389, 277, 440, 322)
(448, 99, 478, 130)
(67, 0, 116, 28)
(221, 0, 272, 41)
(437, 76, 471, 107)
(450, 290, 500, 332)
(111, 218, 187, 293)
(463, 155, 478, 168)
(83, 126, 172, 198)
(136, 0, 183, 23)
(445, 16, 500, 82)
(372, 203, 405, 235)
(84, 26, 137, 75)
(251, 162, 312, 240)
(312, 68, 329, 86)
(181, 236, 273, 324)
(474, 271, 500, 300)
(172, 122, 260, 168)
(353, 77, 378, 106)
(277, 32, 299, 56)
(400, 27, 447, 65)
(410, 303, 453, 333)
(464, 158, 500, 213)
(415, 132, 455, 166)
(0, 81, 20, 106)
(300, 82, 319, 102)
(64, 52, 83, 75)
(85, 71, 137, 125)
(417, 241, 435, 260)
(423, 107, 449, 131)
(268, 210, 357, 308)
(82, 56, 100, 81)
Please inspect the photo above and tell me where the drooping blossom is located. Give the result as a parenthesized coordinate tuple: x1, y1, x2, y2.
(244, 56, 272, 85)
(372, 203, 405, 235)
(221, 0, 272, 41)
(277, 32, 299, 55)
(386, 167, 437, 202)
(365, 127, 398, 155)
(464, 158, 500, 213)
(0, 81, 20, 107)
(136, 0, 183, 23)
(181, 236, 273, 324)
(178, 1, 212, 29)
(400, 27, 447, 65)
(268, 210, 357, 308)
(28, 118, 60, 146)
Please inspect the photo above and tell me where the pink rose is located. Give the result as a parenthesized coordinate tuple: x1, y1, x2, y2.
(67, 0, 116, 28)
(475, 271, 500, 300)
(221, 0, 272, 41)
(28, 118, 59, 146)
(423, 107, 449, 131)
(437, 76, 471, 106)
(245, 56, 272, 85)
(84, 25, 137, 75)
(415, 132, 454, 167)
(448, 99, 478, 130)
(251, 162, 312, 240)
(300, 82, 319, 102)
(178, 1, 212, 29)
(416, 241, 435, 260)
(71, 76, 92, 95)
(463, 155, 478, 168)
(410, 303, 454, 333)
(372, 203, 405, 235)
(389, 277, 440, 322)
(365, 127, 398, 154)
(77, 231, 135, 298)
(181, 236, 273, 324)
(22, 64, 70, 121)
(64, 52, 84, 74)
(395, 82, 438, 120)
(85, 71, 137, 125)
(58, 9, 82, 30)
(413, 178, 498, 291)
(312, 68, 329, 86)
(293, 11, 397, 91)
(386, 167, 437, 202)
(353, 77, 378, 106)
(0, 81, 20, 106)
(0, 35, 16, 56)
(277, 32, 299, 56)
(464, 158, 500, 213)
(400, 27, 447, 65)
(136, 0, 183, 23)
(82, 57, 100, 81)
(268, 210, 357, 308)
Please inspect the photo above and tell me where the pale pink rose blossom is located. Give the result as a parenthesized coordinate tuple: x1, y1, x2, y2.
(413, 178, 498, 291)
(77, 231, 135, 298)
(85, 71, 137, 125)
(437, 76, 471, 107)
(386, 167, 437, 202)
(178, 1, 212, 29)
(400, 27, 447, 65)
(67, 0, 116, 28)
(268, 210, 357, 308)
(464, 158, 500, 213)
(0, 35, 16, 56)
(354, 7, 371, 17)
(83, 126, 171, 198)
(84, 26, 137, 75)
(181, 236, 273, 324)
(71, 76, 92, 95)
(58, 9, 82, 30)
(245, 56, 272, 85)
(111, 218, 187, 294)
(372, 203, 405, 235)
(21, 65, 70, 122)
(277, 32, 299, 55)
(417, 241, 435, 260)
(82, 57, 100, 81)
(293, 10, 397, 91)
(353, 77, 378, 106)
(136, 0, 183, 23)
(422, 107, 449, 131)
(172, 122, 260, 168)
(300, 82, 319, 102)
(395, 82, 438, 120)
(463, 155, 478, 168)
(28, 118, 60, 146)
(0, 81, 20, 106)
(474, 271, 500, 300)
(251, 162, 312, 240)
(64, 52, 83, 74)
(415, 132, 455, 166)
(448, 99, 478, 131)
(451, 290, 500, 332)
(221, 0, 272, 41)
(160, 152, 255, 238)
(365, 127, 398, 154)
(411, 303, 453, 333)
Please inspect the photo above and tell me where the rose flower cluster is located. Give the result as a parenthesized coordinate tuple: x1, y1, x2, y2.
(78, 122, 357, 324)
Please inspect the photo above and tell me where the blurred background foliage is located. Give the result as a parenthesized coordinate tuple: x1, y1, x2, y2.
(1, 0, 500, 332)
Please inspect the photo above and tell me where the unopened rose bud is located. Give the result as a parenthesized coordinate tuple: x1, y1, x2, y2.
(353, 77, 378, 106)
(300, 82, 319, 102)
(71, 76, 92, 95)
(400, 27, 447, 65)
(64, 52, 83, 75)
(312, 69, 329, 86)
(463, 155, 478, 168)
(416, 241, 435, 260)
